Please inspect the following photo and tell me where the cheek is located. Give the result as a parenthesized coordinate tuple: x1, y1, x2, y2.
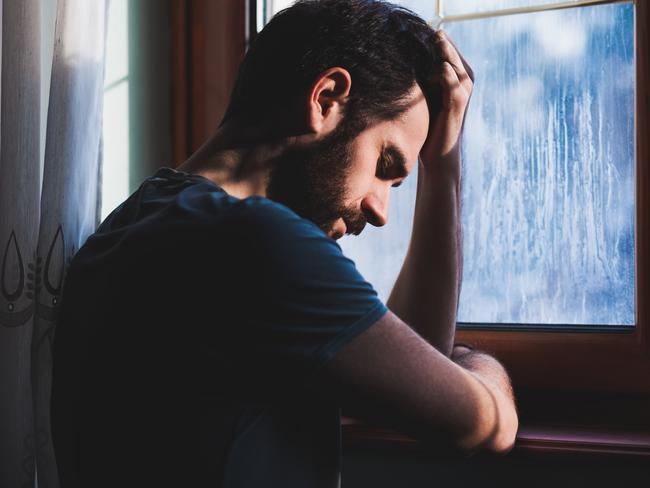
(344, 158, 377, 202)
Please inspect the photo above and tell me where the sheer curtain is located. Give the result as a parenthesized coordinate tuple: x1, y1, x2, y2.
(0, 0, 108, 486)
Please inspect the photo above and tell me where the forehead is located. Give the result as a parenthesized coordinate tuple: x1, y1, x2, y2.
(365, 85, 430, 170)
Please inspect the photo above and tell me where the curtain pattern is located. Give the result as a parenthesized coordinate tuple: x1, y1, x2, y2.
(0, 1, 107, 486)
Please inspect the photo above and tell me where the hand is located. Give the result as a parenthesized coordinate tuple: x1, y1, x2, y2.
(451, 343, 474, 362)
(420, 30, 474, 170)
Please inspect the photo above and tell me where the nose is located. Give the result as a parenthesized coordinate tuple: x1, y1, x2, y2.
(361, 190, 389, 227)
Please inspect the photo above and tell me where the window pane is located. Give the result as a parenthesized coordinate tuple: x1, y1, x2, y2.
(268, 0, 294, 18)
(387, 0, 438, 23)
(342, 2, 635, 327)
(105, 0, 128, 87)
(452, 3, 635, 325)
(102, 0, 130, 220)
(102, 82, 130, 220)
(340, 168, 418, 305)
(267, 0, 438, 23)
(444, 0, 589, 17)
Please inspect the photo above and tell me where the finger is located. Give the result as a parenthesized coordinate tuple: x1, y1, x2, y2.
(441, 61, 461, 87)
(441, 61, 465, 111)
(442, 33, 475, 83)
(435, 31, 474, 87)
(429, 62, 463, 91)
(434, 31, 465, 76)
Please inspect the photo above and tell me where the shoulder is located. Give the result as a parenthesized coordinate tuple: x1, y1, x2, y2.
(231, 197, 340, 253)
(226, 198, 360, 282)
(235, 197, 320, 233)
(171, 182, 324, 242)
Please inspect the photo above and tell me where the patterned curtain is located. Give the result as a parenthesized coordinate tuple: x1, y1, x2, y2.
(0, 1, 108, 486)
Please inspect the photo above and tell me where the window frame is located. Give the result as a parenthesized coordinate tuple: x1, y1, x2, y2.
(251, 1, 650, 404)
(253, 0, 649, 396)
(170, 0, 248, 165)
(168, 0, 650, 455)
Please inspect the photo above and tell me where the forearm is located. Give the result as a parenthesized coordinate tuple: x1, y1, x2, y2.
(387, 156, 462, 356)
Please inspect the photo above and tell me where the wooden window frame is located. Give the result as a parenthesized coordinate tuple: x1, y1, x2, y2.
(245, 0, 650, 397)
(170, 0, 248, 166)
(173, 0, 650, 451)
(342, 0, 650, 455)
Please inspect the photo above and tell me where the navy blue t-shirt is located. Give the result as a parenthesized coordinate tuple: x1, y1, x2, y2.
(51, 167, 387, 487)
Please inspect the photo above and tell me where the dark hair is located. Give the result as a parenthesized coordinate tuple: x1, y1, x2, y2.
(222, 0, 440, 131)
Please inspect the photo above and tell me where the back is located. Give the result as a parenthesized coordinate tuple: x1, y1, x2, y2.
(51, 168, 387, 487)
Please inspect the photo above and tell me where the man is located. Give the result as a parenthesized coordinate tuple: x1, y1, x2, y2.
(51, 1, 518, 487)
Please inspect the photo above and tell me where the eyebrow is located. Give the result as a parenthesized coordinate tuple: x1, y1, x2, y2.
(381, 145, 409, 179)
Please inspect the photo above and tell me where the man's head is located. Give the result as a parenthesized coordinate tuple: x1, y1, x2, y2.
(222, 0, 440, 238)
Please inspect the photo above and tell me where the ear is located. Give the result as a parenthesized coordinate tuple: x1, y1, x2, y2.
(307, 67, 352, 135)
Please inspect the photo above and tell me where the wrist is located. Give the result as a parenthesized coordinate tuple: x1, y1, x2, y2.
(418, 150, 461, 184)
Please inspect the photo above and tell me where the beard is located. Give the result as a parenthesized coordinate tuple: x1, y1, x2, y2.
(266, 121, 367, 237)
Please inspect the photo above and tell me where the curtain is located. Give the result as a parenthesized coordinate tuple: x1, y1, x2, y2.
(0, 1, 108, 486)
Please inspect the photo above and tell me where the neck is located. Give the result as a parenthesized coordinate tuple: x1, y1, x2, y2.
(178, 121, 295, 199)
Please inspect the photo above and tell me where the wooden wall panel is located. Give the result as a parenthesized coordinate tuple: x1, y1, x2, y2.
(171, 0, 247, 166)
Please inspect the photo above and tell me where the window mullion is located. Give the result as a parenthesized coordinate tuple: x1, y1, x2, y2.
(440, 0, 630, 24)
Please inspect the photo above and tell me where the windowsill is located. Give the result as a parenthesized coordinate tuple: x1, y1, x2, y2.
(342, 418, 650, 459)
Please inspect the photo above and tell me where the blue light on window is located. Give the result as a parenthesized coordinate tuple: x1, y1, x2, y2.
(341, 2, 635, 327)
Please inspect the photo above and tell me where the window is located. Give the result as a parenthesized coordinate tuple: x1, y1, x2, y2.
(450, 2, 635, 328)
(262, 0, 635, 329)
(260, 0, 649, 393)
(101, 1, 172, 220)
(102, 0, 130, 220)
(342, 1, 636, 330)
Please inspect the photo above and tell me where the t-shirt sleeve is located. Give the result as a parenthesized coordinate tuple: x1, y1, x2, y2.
(229, 199, 388, 387)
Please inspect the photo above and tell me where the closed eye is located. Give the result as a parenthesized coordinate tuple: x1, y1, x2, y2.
(376, 144, 409, 183)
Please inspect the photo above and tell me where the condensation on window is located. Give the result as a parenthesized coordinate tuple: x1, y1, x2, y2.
(392, 0, 602, 19)
(443, 0, 587, 17)
(340, 2, 635, 326)
(386, 0, 439, 22)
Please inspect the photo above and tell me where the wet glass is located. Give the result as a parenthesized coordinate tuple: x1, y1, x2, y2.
(340, 2, 635, 327)
(443, 0, 587, 17)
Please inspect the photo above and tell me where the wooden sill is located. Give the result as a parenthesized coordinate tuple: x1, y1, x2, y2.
(342, 419, 650, 459)
(515, 424, 650, 458)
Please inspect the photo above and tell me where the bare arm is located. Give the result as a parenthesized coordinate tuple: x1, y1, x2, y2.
(321, 311, 518, 454)
(387, 30, 473, 356)
(320, 32, 517, 455)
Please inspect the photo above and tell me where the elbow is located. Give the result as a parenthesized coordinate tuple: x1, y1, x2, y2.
(486, 413, 518, 454)
(456, 389, 519, 456)
(475, 395, 519, 455)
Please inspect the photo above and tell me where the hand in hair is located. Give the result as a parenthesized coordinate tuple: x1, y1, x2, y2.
(420, 30, 474, 169)
(386, 31, 471, 355)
